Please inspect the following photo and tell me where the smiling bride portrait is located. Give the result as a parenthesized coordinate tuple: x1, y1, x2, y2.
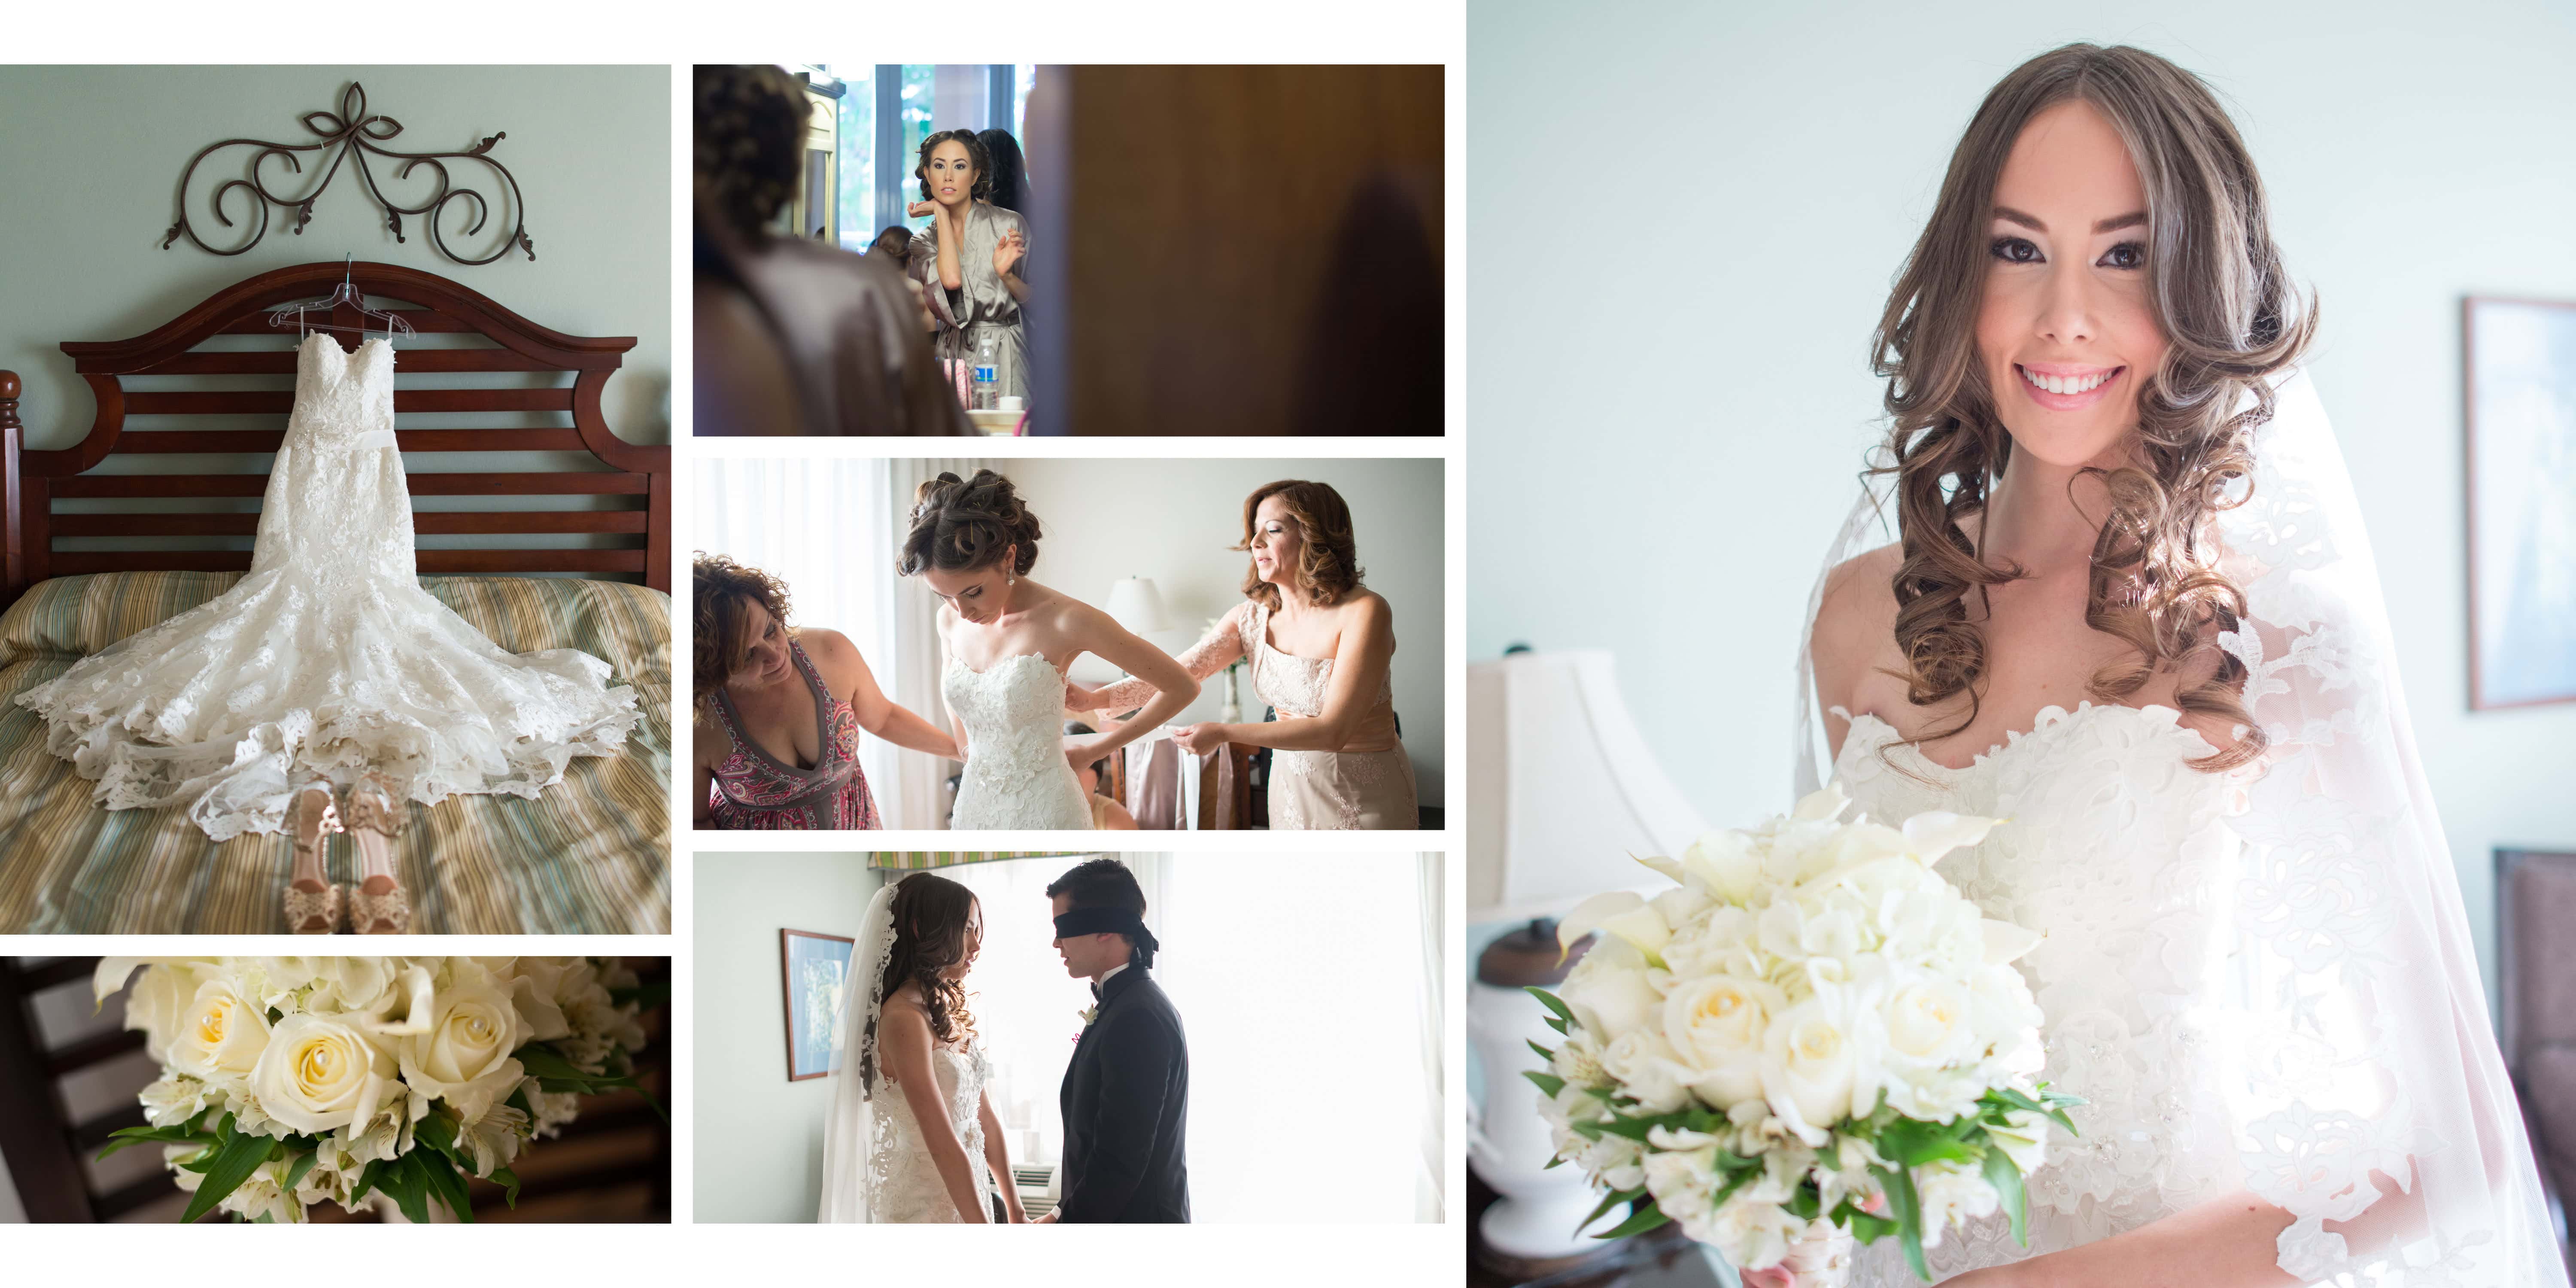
(1469, 17, 2574, 1288)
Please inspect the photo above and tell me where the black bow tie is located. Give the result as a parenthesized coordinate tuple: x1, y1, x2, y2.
(1090, 981, 1103, 1001)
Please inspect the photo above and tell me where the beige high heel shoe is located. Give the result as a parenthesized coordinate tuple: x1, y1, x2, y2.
(283, 778, 343, 934)
(345, 770, 410, 935)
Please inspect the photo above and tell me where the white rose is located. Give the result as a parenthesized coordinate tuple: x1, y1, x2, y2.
(399, 967, 532, 1123)
(505, 958, 578, 1043)
(107, 960, 203, 1063)
(170, 975, 272, 1081)
(1885, 977, 1977, 1067)
(251, 1013, 396, 1136)
(302, 957, 402, 1017)
(360, 963, 440, 1036)
(1662, 974, 1786, 1109)
(1558, 960, 1663, 1043)
(1761, 988, 1885, 1144)
(1758, 899, 1867, 973)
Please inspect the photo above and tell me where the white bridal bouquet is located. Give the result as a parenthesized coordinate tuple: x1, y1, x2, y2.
(93, 957, 661, 1224)
(1529, 784, 2080, 1282)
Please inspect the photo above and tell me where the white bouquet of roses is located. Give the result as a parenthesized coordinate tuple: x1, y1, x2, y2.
(1528, 783, 2079, 1282)
(93, 956, 662, 1224)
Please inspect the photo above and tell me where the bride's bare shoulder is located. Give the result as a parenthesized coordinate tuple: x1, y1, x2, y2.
(1810, 543, 1902, 716)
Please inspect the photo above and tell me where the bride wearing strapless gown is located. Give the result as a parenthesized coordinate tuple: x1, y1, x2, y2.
(1753, 45, 2557, 1287)
(898, 470, 1196, 830)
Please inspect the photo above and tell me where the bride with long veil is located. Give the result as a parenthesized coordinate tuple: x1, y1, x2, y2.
(819, 871, 1028, 1223)
(1763, 43, 2560, 1287)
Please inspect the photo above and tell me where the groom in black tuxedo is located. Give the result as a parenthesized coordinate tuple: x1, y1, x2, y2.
(1040, 857, 1189, 1223)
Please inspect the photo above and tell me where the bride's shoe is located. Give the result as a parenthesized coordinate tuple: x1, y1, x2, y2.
(283, 778, 343, 934)
(346, 770, 411, 935)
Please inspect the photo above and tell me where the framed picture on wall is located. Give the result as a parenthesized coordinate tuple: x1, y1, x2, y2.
(781, 928, 857, 1081)
(2465, 297, 2576, 710)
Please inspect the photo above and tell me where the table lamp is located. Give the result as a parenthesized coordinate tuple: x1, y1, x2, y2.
(1465, 648, 1706, 1264)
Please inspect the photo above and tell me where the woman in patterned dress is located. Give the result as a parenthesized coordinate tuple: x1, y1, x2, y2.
(1070, 480, 1419, 830)
(693, 555, 957, 829)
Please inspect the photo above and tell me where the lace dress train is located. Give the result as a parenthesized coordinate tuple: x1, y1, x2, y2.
(14, 334, 640, 841)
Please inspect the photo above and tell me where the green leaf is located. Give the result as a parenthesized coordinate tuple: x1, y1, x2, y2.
(1543, 1015, 1569, 1036)
(1542, 1153, 1567, 1170)
(282, 1150, 318, 1195)
(96, 1123, 214, 1162)
(1567, 1120, 1604, 1142)
(1592, 1199, 1672, 1240)
(1981, 1086, 2080, 1137)
(1592, 1115, 1657, 1143)
(352, 1159, 385, 1205)
(1874, 1164, 1929, 1283)
(1525, 987, 1577, 1027)
(1522, 1070, 1567, 1099)
(179, 1124, 276, 1224)
(1877, 1119, 1977, 1168)
(1785, 1185, 1821, 1221)
(1527, 1039, 1556, 1063)
(410, 1149, 475, 1224)
(1832, 1197, 1900, 1242)
(379, 1153, 431, 1225)
(492, 1166, 521, 1209)
(1575, 1185, 1646, 1237)
(1981, 1146, 2029, 1247)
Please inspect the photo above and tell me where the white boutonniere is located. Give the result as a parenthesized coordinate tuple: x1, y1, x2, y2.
(1079, 1005, 1099, 1025)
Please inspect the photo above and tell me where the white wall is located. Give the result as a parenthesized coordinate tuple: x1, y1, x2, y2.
(0, 65, 671, 453)
(999, 456, 1449, 805)
(693, 854, 883, 1223)
(1468, 0, 2576, 1001)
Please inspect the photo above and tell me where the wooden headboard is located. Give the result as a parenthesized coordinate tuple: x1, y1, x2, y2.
(0, 261, 670, 610)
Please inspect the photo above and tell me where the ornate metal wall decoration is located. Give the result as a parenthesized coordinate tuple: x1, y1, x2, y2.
(161, 82, 537, 266)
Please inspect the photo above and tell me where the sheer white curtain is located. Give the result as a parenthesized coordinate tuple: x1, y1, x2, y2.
(942, 852, 1131, 1170)
(694, 457, 972, 829)
(1157, 851, 1441, 1222)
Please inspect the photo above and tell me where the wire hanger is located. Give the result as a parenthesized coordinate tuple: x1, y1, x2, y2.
(264, 255, 419, 343)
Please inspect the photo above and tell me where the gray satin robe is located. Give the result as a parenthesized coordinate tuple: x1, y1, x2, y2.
(907, 203, 1030, 403)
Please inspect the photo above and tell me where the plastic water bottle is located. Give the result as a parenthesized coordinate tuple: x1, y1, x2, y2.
(972, 334, 999, 411)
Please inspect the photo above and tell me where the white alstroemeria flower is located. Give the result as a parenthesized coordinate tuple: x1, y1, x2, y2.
(1913, 1158, 2003, 1246)
(1600, 1029, 1694, 1114)
(139, 1075, 213, 1128)
(1985, 1106, 2051, 1176)
(1704, 1186, 1810, 1271)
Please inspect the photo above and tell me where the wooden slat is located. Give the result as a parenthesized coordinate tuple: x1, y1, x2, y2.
(112, 428, 588, 454)
(45, 1029, 143, 1078)
(94, 1174, 182, 1221)
(141, 348, 562, 375)
(52, 510, 648, 538)
(217, 309, 477, 335)
(125, 389, 576, 415)
(14, 958, 93, 992)
(46, 550, 649, 576)
(51, 473, 649, 498)
(69, 1103, 147, 1151)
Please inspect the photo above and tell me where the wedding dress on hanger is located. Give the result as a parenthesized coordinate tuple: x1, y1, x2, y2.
(944, 651, 1092, 829)
(17, 332, 640, 841)
(1793, 371, 2561, 1285)
(818, 880, 1000, 1223)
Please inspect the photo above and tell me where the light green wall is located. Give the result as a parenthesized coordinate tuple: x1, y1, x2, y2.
(0, 65, 670, 559)
(693, 854, 883, 1224)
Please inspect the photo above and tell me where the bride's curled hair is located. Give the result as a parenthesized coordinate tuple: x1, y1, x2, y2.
(866, 872, 981, 1093)
(1870, 43, 2314, 772)
(898, 469, 1042, 577)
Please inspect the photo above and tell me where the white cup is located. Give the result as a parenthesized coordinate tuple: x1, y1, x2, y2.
(998, 395, 1025, 412)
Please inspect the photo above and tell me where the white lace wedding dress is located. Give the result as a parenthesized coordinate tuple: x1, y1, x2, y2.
(1797, 372, 2561, 1285)
(15, 333, 641, 841)
(944, 652, 1091, 829)
(869, 1040, 999, 1223)
(1836, 702, 2244, 1280)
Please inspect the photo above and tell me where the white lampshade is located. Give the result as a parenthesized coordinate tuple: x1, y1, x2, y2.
(1103, 577, 1170, 635)
(1465, 649, 1708, 924)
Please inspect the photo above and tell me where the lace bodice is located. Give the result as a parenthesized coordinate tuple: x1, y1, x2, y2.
(15, 333, 640, 839)
(869, 1042, 996, 1223)
(943, 652, 1091, 829)
(1836, 702, 2248, 1278)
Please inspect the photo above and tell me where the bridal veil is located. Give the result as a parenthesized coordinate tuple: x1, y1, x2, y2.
(1791, 371, 2564, 1283)
(818, 879, 902, 1223)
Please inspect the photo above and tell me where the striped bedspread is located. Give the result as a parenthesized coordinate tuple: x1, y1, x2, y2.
(0, 572, 671, 934)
